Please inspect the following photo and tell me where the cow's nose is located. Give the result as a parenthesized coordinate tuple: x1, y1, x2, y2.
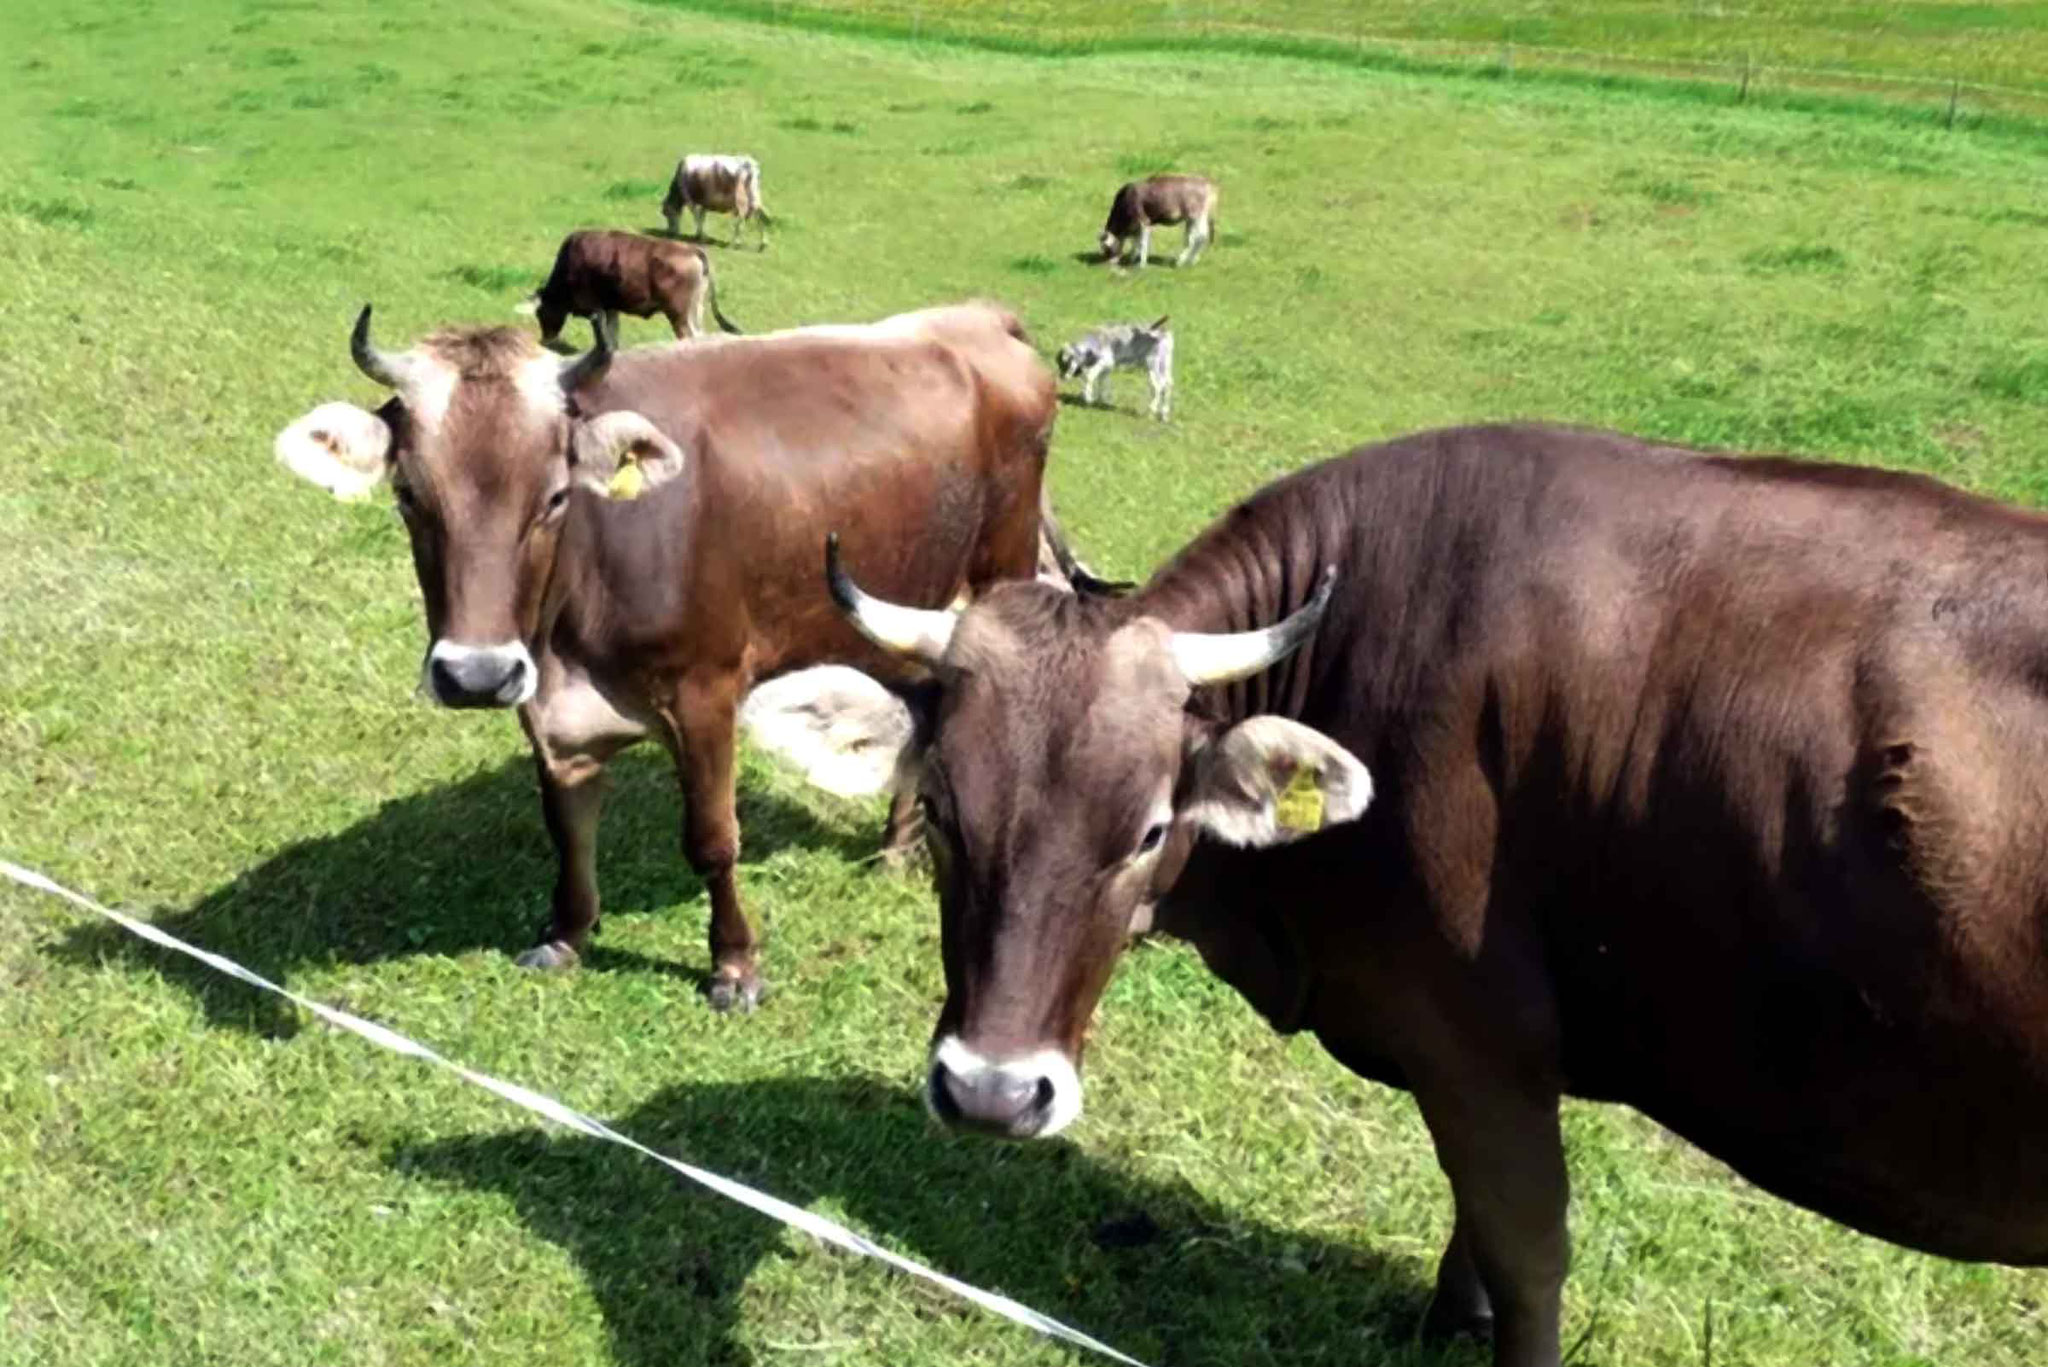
(425, 642, 533, 708)
(930, 1058, 1055, 1137)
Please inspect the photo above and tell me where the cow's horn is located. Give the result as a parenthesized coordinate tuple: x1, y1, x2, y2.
(825, 533, 958, 664)
(1168, 567, 1336, 686)
(350, 304, 416, 390)
(559, 311, 615, 393)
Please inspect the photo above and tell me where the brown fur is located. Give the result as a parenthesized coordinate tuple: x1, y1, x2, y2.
(370, 302, 1057, 1007)
(899, 422, 2048, 1366)
(532, 230, 738, 343)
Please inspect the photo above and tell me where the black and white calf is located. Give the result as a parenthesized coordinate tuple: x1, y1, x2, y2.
(1055, 316, 1174, 421)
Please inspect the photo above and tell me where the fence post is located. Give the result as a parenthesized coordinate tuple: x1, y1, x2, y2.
(1738, 52, 1752, 103)
(1946, 78, 1961, 128)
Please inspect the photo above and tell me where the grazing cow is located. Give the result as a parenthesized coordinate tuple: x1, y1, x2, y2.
(521, 229, 741, 345)
(272, 300, 1059, 1011)
(1056, 316, 1174, 420)
(662, 153, 771, 250)
(1098, 174, 1217, 267)
(756, 424, 2048, 1366)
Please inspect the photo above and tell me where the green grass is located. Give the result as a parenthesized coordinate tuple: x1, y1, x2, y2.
(4, 1, 2048, 1365)
(651, 0, 2048, 118)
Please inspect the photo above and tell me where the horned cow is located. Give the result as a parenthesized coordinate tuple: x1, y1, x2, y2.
(274, 300, 1061, 1012)
(756, 423, 2048, 1367)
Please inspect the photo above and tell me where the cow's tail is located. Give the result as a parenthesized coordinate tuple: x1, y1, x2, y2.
(1148, 314, 1171, 333)
(705, 254, 745, 335)
(1038, 485, 1131, 597)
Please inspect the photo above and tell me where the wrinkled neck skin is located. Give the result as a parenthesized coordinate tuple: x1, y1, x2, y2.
(1124, 479, 1364, 1036)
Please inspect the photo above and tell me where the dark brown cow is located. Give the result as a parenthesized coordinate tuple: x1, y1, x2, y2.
(757, 424, 2048, 1366)
(523, 229, 741, 345)
(1098, 174, 1217, 267)
(273, 300, 1057, 1010)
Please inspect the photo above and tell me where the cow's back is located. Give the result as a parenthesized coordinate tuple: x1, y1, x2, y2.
(1154, 424, 2048, 1260)
(574, 316, 1053, 682)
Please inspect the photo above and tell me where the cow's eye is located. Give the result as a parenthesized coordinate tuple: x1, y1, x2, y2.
(1135, 822, 1169, 856)
(544, 486, 571, 518)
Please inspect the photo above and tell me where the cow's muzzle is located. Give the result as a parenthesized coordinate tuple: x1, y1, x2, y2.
(926, 1036, 1080, 1140)
(423, 640, 537, 708)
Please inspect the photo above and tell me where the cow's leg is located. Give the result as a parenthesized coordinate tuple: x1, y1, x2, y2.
(880, 786, 924, 869)
(669, 672, 762, 1011)
(1423, 1213, 1495, 1341)
(1136, 224, 1151, 267)
(692, 205, 707, 241)
(1413, 1075, 1567, 1367)
(730, 212, 744, 249)
(518, 753, 608, 970)
(1177, 216, 1207, 266)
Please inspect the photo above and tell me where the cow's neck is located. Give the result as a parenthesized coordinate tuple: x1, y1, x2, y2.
(1132, 487, 1344, 728)
(539, 491, 682, 670)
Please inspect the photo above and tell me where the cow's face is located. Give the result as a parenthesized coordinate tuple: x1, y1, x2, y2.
(1055, 344, 1085, 379)
(746, 545, 1371, 1140)
(274, 307, 684, 708)
(1098, 229, 1120, 259)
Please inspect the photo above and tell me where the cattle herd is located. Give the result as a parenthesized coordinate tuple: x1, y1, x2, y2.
(273, 146, 2048, 1367)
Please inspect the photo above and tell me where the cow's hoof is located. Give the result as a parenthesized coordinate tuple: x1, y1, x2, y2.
(514, 940, 581, 971)
(1420, 1297, 1493, 1343)
(706, 972, 766, 1014)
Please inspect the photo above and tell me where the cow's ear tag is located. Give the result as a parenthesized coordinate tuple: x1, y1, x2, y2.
(607, 459, 647, 501)
(1274, 764, 1325, 835)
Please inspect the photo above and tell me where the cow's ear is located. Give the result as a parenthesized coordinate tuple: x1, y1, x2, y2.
(274, 402, 392, 501)
(1181, 716, 1372, 847)
(572, 411, 686, 500)
(739, 666, 924, 798)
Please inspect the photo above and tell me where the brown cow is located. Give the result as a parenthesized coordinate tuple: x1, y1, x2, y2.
(272, 300, 1058, 1011)
(661, 153, 771, 250)
(756, 424, 2048, 1365)
(1098, 174, 1217, 267)
(522, 229, 741, 346)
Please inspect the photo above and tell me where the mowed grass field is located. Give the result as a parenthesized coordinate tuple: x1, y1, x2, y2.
(669, 0, 2048, 107)
(4, 1, 2048, 1365)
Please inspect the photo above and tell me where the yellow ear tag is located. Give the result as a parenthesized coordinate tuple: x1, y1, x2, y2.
(1273, 764, 1325, 835)
(607, 460, 646, 501)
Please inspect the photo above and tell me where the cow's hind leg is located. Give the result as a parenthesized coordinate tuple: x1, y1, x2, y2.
(1423, 1214, 1495, 1342)
(1177, 215, 1209, 266)
(692, 205, 708, 242)
(669, 672, 763, 1012)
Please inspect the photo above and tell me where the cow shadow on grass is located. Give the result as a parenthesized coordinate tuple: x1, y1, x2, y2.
(49, 749, 882, 1037)
(394, 1072, 1472, 1367)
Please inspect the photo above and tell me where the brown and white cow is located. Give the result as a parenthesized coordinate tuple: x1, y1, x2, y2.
(757, 424, 2048, 1366)
(1098, 174, 1217, 268)
(522, 230, 742, 345)
(273, 300, 1058, 1010)
(661, 153, 771, 251)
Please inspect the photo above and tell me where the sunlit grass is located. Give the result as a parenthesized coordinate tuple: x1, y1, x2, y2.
(3, 1, 2047, 1365)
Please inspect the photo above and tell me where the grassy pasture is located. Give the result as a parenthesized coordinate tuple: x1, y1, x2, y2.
(4, 1, 2048, 1365)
